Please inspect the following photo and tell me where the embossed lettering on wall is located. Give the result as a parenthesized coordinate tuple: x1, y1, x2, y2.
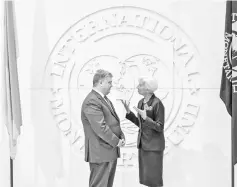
(44, 7, 200, 168)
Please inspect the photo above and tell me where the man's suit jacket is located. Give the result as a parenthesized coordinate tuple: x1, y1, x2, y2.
(81, 90, 125, 163)
(126, 94, 165, 151)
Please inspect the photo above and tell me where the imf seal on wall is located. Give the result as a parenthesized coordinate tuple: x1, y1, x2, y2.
(44, 6, 200, 168)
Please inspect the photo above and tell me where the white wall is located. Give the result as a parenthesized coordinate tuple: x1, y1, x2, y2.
(0, 0, 231, 187)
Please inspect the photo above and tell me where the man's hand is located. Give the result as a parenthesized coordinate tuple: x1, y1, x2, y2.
(121, 138, 126, 146)
(117, 139, 126, 147)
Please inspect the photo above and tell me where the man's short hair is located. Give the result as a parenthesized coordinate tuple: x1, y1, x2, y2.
(93, 69, 113, 87)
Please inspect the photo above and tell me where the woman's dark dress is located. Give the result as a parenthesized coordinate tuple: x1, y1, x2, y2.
(138, 102, 163, 187)
(126, 95, 165, 187)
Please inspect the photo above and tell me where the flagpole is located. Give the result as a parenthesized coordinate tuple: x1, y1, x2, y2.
(10, 158, 13, 187)
(232, 121, 234, 187)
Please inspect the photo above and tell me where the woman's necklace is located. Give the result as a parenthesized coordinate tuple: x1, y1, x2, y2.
(143, 95, 152, 104)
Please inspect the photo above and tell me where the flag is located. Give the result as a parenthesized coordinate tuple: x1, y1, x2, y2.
(2, 0, 22, 159)
(220, 1, 237, 186)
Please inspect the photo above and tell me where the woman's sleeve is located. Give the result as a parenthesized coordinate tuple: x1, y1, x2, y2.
(125, 102, 140, 127)
(143, 101, 165, 132)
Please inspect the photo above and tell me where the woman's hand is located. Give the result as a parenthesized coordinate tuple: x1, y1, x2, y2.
(133, 106, 147, 120)
(120, 99, 131, 114)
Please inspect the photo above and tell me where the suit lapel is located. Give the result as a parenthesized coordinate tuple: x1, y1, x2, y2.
(137, 95, 154, 126)
(147, 94, 155, 106)
(138, 99, 143, 109)
(137, 99, 143, 129)
(106, 99, 120, 121)
(92, 90, 120, 121)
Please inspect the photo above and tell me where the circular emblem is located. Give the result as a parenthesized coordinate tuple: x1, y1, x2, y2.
(226, 20, 237, 79)
(44, 6, 200, 168)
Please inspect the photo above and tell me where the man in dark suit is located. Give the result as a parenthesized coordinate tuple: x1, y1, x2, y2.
(81, 69, 125, 187)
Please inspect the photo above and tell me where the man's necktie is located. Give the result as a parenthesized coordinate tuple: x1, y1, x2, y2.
(104, 96, 113, 110)
(104, 96, 119, 120)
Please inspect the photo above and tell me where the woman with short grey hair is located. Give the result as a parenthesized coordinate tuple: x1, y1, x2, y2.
(121, 76, 165, 187)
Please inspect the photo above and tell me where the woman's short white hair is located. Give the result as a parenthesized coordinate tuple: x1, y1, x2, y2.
(138, 76, 158, 93)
